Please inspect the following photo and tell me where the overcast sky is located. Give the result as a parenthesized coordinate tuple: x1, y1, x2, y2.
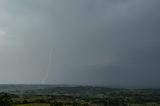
(0, 0, 160, 88)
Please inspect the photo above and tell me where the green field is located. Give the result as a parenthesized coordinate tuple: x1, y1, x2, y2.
(14, 104, 50, 106)
(0, 86, 160, 106)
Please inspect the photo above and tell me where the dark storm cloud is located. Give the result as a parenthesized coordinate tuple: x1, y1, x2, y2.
(0, 0, 160, 88)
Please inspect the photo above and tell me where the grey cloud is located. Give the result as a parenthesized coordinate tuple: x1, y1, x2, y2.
(0, 0, 160, 88)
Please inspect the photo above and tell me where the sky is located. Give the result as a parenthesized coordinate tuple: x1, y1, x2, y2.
(0, 0, 160, 88)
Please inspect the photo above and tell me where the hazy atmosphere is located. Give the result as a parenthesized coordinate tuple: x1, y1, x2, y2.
(0, 0, 160, 88)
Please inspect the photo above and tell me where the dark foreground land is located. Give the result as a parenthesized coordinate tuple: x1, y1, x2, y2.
(0, 85, 160, 106)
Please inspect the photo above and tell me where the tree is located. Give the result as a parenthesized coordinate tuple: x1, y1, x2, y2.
(0, 93, 12, 106)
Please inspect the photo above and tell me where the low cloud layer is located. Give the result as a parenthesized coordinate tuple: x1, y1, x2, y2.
(0, 0, 160, 88)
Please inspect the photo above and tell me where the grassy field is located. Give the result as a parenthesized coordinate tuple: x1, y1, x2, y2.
(13, 104, 50, 106)
(1, 85, 160, 106)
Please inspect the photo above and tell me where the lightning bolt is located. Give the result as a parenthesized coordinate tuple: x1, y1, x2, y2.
(41, 48, 53, 84)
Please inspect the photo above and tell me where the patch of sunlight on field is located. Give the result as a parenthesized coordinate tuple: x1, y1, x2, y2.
(13, 103, 50, 106)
